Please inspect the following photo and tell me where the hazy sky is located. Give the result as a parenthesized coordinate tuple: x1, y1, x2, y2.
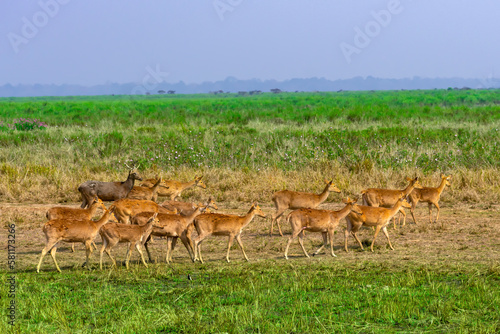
(1, 0, 499, 86)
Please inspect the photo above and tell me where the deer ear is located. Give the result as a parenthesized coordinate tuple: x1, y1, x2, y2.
(342, 198, 348, 204)
(406, 177, 412, 181)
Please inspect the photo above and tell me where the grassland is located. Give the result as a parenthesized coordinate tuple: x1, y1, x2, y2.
(1, 89, 500, 333)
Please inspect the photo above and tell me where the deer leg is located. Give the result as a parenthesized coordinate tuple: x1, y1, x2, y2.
(400, 209, 407, 227)
(352, 232, 364, 251)
(37, 247, 50, 273)
(428, 203, 433, 223)
(144, 235, 154, 263)
(344, 220, 353, 252)
(193, 234, 207, 263)
(169, 237, 179, 263)
(410, 201, 419, 225)
(313, 232, 328, 256)
(298, 231, 309, 258)
(83, 240, 93, 270)
(235, 234, 249, 262)
(49, 246, 62, 273)
(71, 243, 75, 253)
(270, 209, 285, 236)
(382, 226, 394, 250)
(165, 237, 172, 264)
(329, 231, 337, 257)
(125, 243, 134, 269)
(99, 241, 106, 270)
(370, 226, 382, 252)
(136, 243, 148, 268)
(284, 228, 302, 259)
(226, 235, 235, 263)
(180, 233, 195, 262)
(434, 202, 441, 223)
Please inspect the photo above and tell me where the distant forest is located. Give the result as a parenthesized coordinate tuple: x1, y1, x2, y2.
(1, 76, 499, 97)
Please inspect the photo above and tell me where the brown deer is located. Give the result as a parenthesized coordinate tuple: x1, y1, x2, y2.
(46, 196, 107, 252)
(112, 198, 177, 224)
(361, 177, 423, 228)
(99, 213, 159, 269)
(126, 176, 164, 202)
(135, 206, 208, 263)
(284, 197, 362, 259)
(408, 174, 452, 224)
(344, 195, 411, 253)
(270, 180, 341, 236)
(192, 203, 266, 263)
(141, 175, 206, 200)
(160, 197, 218, 216)
(78, 169, 142, 208)
(37, 206, 116, 273)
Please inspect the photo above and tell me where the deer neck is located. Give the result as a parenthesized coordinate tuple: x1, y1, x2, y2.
(88, 202, 100, 216)
(240, 208, 257, 228)
(389, 201, 404, 217)
(335, 204, 353, 220)
(95, 210, 112, 230)
(124, 174, 136, 192)
(401, 182, 416, 197)
(317, 184, 331, 204)
(181, 180, 196, 191)
(185, 209, 202, 225)
(436, 179, 448, 196)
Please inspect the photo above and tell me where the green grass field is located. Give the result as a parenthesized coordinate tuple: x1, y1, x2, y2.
(1, 90, 499, 333)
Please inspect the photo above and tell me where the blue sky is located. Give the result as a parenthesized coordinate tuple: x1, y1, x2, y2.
(1, 0, 499, 85)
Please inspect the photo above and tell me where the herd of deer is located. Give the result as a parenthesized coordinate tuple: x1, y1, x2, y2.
(36, 170, 452, 273)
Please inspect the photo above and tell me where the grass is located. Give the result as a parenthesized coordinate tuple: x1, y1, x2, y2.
(2, 262, 499, 333)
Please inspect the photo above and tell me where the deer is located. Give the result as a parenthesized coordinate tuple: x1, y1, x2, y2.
(270, 180, 341, 236)
(134, 205, 208, 264)
(284, 197, 362, 260)
(408, 174, 452, 224)
(46, 196, 107, 253)
(160, 197, 218, 216)
(361, 177, 423, 228)
(126, 176, 164, 202)
(344, 195, 411, 253)
(192, 203, 266, 263)
(112, 198, 177, 225)
(141, 175, 206, 200)
(99, 213, 159, 270)
(78, 169, 142, 208)
(37, 206, 116, 273)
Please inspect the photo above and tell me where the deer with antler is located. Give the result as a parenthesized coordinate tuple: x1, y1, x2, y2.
(78, 166, 142, 208)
